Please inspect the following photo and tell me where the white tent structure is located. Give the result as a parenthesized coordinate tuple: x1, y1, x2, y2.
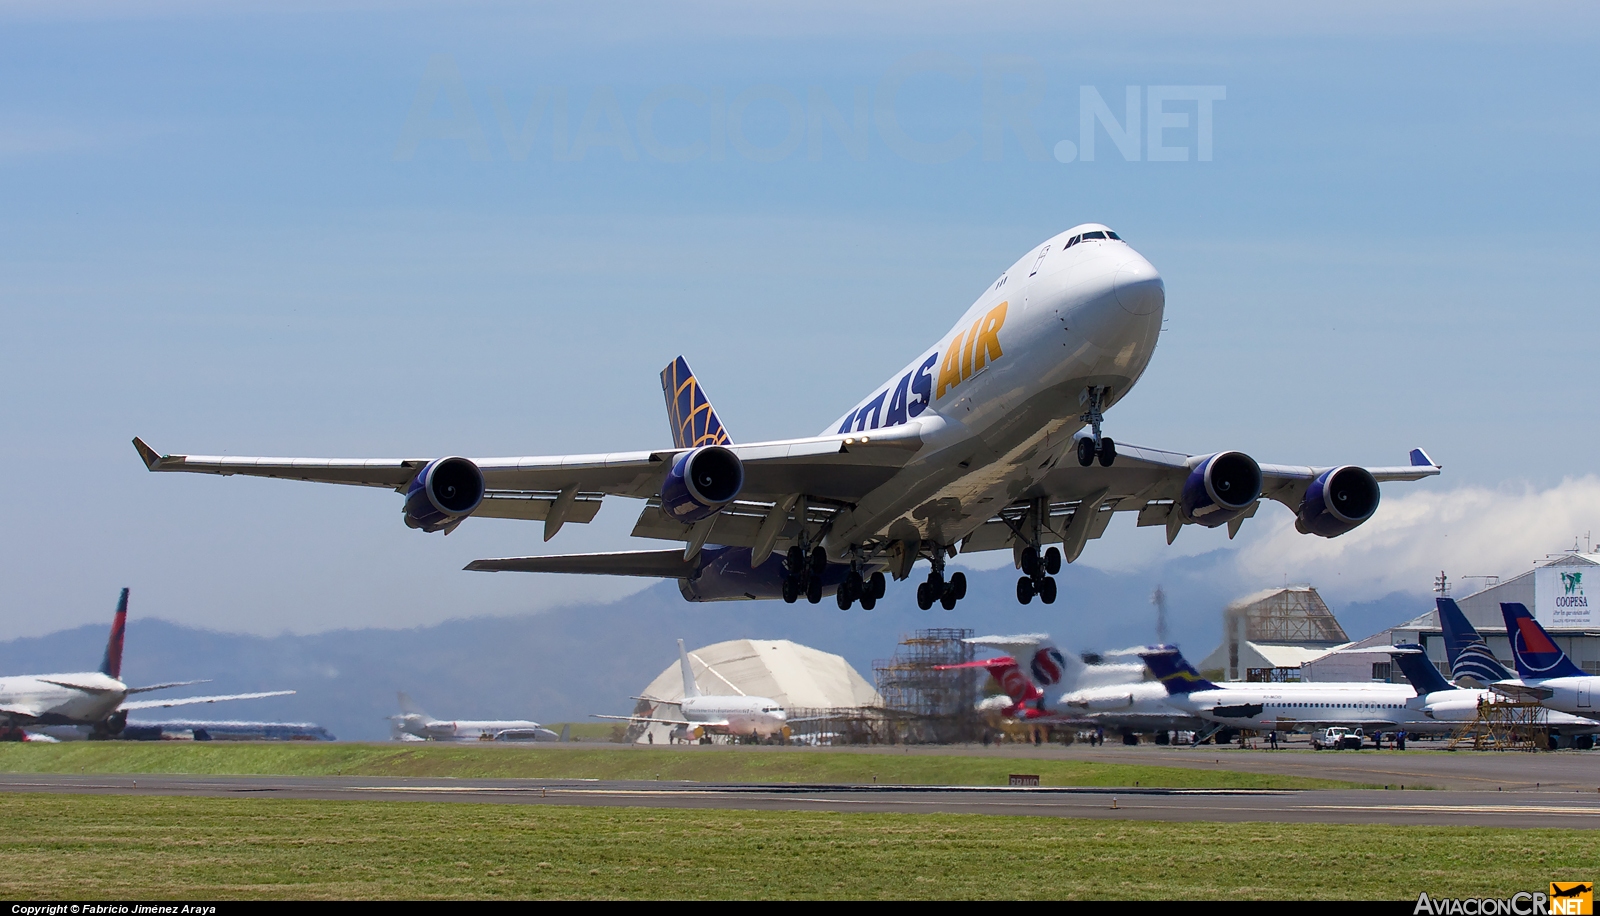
(631, 638, 880, 744)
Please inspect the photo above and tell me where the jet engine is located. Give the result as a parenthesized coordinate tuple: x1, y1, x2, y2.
(661, 445, 744, 523)
(1178, 451, 1262, 528)
(1295, 465, 1380, 538)
(403, 456, 485, 533)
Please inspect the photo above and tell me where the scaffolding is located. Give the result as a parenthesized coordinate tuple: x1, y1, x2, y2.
(1446, 696, 1549, 751)
(871, 628, 982, 744)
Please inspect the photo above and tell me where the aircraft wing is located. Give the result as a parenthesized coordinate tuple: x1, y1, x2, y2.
(1490, 680, 1553, 701)
(592, 714, 722, 728)
(124, 679, 209, 695)
(466, 550, 697, 577)
(959, 443, 1440, 557)
(118, 690, 295, 711)
(134, 426, 923, 517)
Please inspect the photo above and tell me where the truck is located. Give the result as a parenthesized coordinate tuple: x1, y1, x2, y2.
(1311, 727, 1365, 750)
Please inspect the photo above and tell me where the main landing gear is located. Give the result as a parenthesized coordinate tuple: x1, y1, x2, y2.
(1076, 386, 1116, 468)
(837, 568, 886, 610)
(781, 544, 828, 605)
(1016, 545, 1060, 605)
(916, 549, 967, 611)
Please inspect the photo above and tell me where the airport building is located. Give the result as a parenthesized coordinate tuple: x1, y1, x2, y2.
(631, 638, 881, 744)
(1197, 586, 1351, 682)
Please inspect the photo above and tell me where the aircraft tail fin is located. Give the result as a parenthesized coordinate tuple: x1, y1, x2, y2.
(1137, 646, 1218, 695)
(964, 634, 1078, 690)
(1387, 644, 1455, 694)
(99, 588, 129, 679)
(397, 692, 429, 718)
(559, 724, 570, 742)
(1437, 597, 1512, 685)
(1501, 602, 1585, 679)
(677, 639, 703, 699)
(661, 357, 732, 449)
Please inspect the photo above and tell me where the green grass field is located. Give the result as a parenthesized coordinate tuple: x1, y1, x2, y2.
(0, 793, 1583, 899)
(0, 742, 1358, 789)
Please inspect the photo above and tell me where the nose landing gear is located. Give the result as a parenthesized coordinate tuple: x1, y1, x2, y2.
(1075, 386, 1116, 467)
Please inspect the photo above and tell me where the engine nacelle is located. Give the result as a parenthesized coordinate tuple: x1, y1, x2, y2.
(661, 445, 744, 523)
(1179, 451, 1262, 528)
(403, 456, 485, 533)
(1295, 465, 1380, 538)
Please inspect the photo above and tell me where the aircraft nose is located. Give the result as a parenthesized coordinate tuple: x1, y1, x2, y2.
(1113, 259, 1164, 316)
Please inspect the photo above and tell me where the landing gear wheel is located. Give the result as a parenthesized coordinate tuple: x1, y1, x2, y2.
(916, 582, 934, 610)
(1097, 437, 1117, 467)
(860, 595, 876, 610)
(786, 545, 805, 575)
(809, 546, 828, 578)
(926, 570, 944, 596)
(1038, 576, 1058, 604)
(940, 590, 959, 611)
(1017, 576, 1035, 605)
(806, 577, 823, 604)
(845, 571, 863, 599)
(1077, 437, 1095, 467)
(837, 588, 853, 610)
(1045, 547, 1062, 575)
(1020, 547, 1040, 578)
(781, 578, 798, 604)
(868, 571, 886, 600)
(949, 572, 967, 601)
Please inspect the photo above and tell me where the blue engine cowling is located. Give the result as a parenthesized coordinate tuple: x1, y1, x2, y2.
(660, 446, 744, 523)
(1295, 465, 1380, 538)
(1179, 451, 1262, 528)
(403, 456, 485, 533)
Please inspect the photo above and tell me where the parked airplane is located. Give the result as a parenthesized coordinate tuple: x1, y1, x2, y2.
(0, 589, 294, 741)
(946, 633, 1201, 741)
(1140, 646, 1421, 743)
(1384, 644, 1597, 747)
(1436, 597, 1515, 687)
(133, 224, 1440, 609)
(389, 692, 558, 742)
(1496, 603, 1600, 717)
(940, 633, 1142, 719)
(595, 639, 789, 741)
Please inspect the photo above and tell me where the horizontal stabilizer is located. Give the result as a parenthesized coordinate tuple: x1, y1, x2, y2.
(466, 550, 698, 578)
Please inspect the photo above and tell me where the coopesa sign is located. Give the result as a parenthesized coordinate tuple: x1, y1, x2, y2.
(1536, 567, 1593, 628)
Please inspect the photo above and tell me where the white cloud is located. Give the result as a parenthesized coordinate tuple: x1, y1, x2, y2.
(1232, 477, 1600, 601)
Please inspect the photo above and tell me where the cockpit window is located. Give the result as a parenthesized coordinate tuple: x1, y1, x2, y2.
(1063, 229, 1121, 249)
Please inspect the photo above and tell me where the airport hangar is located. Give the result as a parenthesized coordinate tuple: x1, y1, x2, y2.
(1197, 552, 1600, 686)
(629, 638, 881, 744)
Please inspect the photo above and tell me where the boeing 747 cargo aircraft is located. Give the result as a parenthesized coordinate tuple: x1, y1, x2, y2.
(135, 224, 1439, 609)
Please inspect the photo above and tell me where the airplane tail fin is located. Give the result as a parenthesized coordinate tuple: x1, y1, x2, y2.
(1437, 597, 1512, 685)
(1501, 602, 1585, 679)
(397, 692, 429, 718)
(964, 634, 1078, 689)
(677, 639, 703, 699)
(1386, 644, 1455, 694)
(1137, 646, 1218, 695)
(99, 588, 129, 679)
(661, 357, 732, 449)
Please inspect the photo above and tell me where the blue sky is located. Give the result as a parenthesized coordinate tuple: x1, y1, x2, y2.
(1, 2, 1597, 638)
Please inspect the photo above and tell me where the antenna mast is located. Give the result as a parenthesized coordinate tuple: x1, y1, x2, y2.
(1152, 586, 1168, 644)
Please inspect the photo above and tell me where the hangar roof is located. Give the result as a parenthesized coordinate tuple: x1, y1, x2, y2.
(638, 638, 881, 710)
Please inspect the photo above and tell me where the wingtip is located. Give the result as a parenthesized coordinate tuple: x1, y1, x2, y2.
(1409, 447, 1440, 469)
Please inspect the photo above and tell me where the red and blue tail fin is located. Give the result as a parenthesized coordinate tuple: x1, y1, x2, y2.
(99, 588, 129, 679)
(1387, 644, 1454, 694)
(1138, 645, 1217, 695)
(661, 357, 731, 449)
(1501, 602, 1585, 680)
(1437, 597, 1511, 685)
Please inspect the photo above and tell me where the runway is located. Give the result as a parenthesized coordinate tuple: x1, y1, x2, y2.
(4, 772, 1598, 828)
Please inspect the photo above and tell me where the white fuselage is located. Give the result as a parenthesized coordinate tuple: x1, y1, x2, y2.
(1058, 681, 1205, 732)
(817, 225, 1163, 553)
(0, 672, 127, 727)
(679, 695, 788, 737)
(394, 715, 558, 741)
(1168, 682, 1434, 734)
(1498, 676, 1600, 718)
